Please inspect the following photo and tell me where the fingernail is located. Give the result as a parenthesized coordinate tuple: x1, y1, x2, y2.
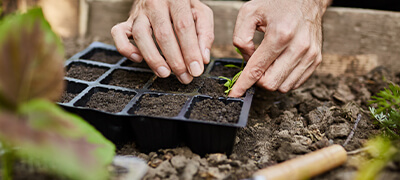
(157, 66, 170, 77)
(178, 72, 193, 84)
(130, 53, 142, 62)
(189, 61, 203, 77)
(204, 48, 210, 63)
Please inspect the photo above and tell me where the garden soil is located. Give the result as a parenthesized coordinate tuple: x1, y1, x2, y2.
(62, 38, 400, 180)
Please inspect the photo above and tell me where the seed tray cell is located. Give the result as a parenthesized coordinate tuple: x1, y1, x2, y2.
(59, 42, 254, 155)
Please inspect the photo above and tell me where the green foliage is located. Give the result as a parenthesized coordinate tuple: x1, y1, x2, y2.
(219, 47, 245, 95)
(359, 83, 400, 179)
(219, 70, 242, 95)
(0, 8, 115, 180)
(369, 83, 400, 138)
(356, 137, 398, 180)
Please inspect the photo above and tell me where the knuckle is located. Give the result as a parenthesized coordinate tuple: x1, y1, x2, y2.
(248, 67, 264, 81)
(315, 55, 322, 65)
(154, 28, 173, 42)
(263, 81, 279, 91)
(175, 18, 194, 33)
(233, 36, 251, 50)
(297, 41, 311, 54)
(204, 32, 214, 42)
(277, 29, 294, 44)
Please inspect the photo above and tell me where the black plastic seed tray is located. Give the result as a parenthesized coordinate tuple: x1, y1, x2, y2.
(59, 42, 254, 155)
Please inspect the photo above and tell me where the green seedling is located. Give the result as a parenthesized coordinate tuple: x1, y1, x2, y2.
(219, 70, 242, 95)
(219, 47, 245, 95)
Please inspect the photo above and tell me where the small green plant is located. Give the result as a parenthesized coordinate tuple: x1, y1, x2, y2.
(369, 83, 400, 138)
(356, 83, 400, 179)
(0, 8, 115, 180)
(219, 47, 244, 95)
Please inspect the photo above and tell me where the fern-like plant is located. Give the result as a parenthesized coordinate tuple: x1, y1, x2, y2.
(369, 83, 400, 138)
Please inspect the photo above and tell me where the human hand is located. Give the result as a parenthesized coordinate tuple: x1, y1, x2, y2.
(111, 0, 214, 84)
(229, 0, 331, 97)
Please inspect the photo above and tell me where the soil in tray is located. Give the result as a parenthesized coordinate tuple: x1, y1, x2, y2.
(60, 92, 77, 103)
(121, 60, 150, 69)
(102, 69, 153, 89)
(81, 49, 123, 64)
(66, 63, 108, 81)
(85, 90, 134, 113)
(131, 94, 188, 117)
(150, 76, 202, 93)
(199, 78, 226, 97)
(210, 65, 242, 78)
(189, 98, 241, 123)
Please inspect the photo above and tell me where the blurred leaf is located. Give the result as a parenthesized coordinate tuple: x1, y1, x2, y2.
(356, 136, 397, 180)
(0, 99, 115, 180)
(224, 64, 241, 69)
(0, 8, 64, 109)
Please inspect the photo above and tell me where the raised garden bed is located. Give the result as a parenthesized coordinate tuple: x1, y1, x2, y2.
(59, 42, 254, 155)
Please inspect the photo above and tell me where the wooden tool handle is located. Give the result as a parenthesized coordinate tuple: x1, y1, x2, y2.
(253, 145, 347, 180)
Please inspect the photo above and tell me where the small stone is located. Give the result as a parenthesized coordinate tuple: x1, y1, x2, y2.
(290, 143, 311, 154)
(138, 153, 150, 161)
(328, 123, 350, 138)
(155, 161, 178, 178)
(207, 153, 227, 165)
(218, 164, 232, 171)
(278, 130, 292, 141)
(149, 158, 163, 168)
(170, 155, 187, 170)
(294, 135, 312, 146)
(258, 155, 270, 164)
(229, 160, 242, 167)
(181, 160, 200, 180)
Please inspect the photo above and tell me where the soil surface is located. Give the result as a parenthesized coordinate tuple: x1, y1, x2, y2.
(198, 78, 226, 97)
(132, 94, 188, 117)
(81, 49, 123, 64)
(189, 99, 241, 123)
(66, 63, 108, 81)
(85, 90, 135, 113)
(121, 60, 150, 69)
(115, 67, 400, 180)
(59, 92, 76, 103)
(60, 38, 399, 180)
(103, 69, 153, 89)
(150, 76, 203, 93)
(209, 65, 242, 78)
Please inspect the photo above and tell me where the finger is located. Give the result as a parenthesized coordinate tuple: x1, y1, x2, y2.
(111, 21, 143, 62)
(192, 1, 214, 64)
(131, 15, 171, 78)
(278, 48, 318, 93)
(170, 0, 204, 77)
(293, 53, 322, 89)
(146, 1, 193, 84)
(232, 2, 259, 61)
(257, 31, 311, 92)
(228, 23, 295, 97)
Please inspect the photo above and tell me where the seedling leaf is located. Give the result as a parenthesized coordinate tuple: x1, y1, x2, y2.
(0, 99, 115, 180)
(0, 8, 64, 109)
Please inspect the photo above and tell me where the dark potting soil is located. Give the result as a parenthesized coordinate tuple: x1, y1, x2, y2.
(132, 94, 188, 117)
(60, 92, 77, 103)
(83, 50, 123, 64)
(150, 76, 202, 93)
(85, 90, 134, 113)
(121, 60, 150, 69)
(199, 78, 226, 97)
(189, 99, 241, 123)
(210, 65, 241, 78)
(66, 64, 108, 81)
(103, 69, 153, 89)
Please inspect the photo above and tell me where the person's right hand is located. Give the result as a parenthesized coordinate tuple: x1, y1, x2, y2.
(111, 0, 214, 84)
